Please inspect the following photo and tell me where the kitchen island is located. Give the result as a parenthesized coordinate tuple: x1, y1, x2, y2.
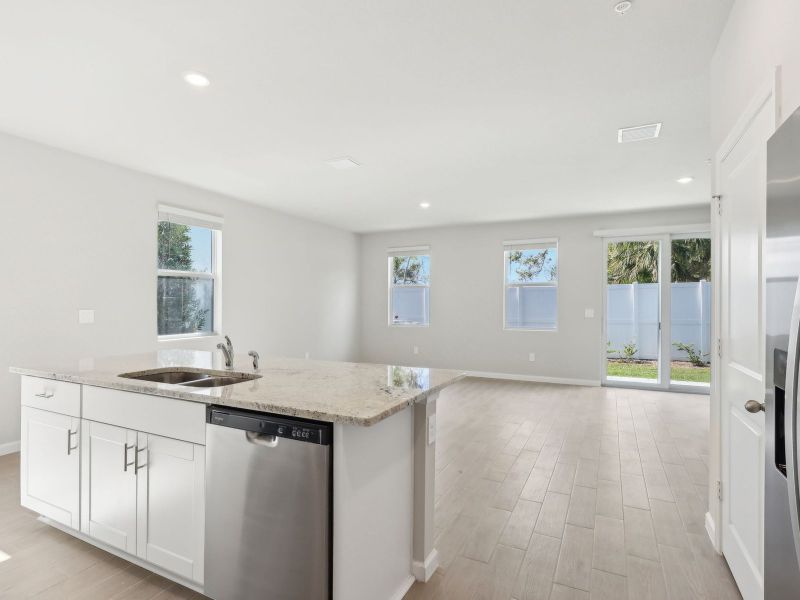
(10, 349, 464, 600)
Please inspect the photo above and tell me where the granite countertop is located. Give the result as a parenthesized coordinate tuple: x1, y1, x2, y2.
(9, 350, 465, 426)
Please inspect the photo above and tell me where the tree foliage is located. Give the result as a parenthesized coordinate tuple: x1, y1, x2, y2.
(607, 238, 710, 284)
(392, 255, 428, 285)
(157, 222, 209, 334)
(508, 249, 556, 282)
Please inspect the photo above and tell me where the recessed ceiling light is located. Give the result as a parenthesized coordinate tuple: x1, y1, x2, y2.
(183, 71, 210, 87)
(614, 1, 633, 14)
(325, 157, 360, 170)
(676, 176, 694, 184)
(419, 202, 431, 209)
(618, 122, 662, 143)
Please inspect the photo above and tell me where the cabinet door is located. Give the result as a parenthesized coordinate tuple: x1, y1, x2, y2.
(80, 420, 137, 554)
(136, 432, 205, 583)
(20, 406, 80, 529)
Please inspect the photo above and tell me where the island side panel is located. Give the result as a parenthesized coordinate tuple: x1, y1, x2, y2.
(333, 408, 414, 600)
(412, 392, 438, 581)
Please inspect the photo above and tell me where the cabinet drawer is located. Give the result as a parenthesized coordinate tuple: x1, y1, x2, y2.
(83, 386, 205, 445)
(21, 376, 81, 417)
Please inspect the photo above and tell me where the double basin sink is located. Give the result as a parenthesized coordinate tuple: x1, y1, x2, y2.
(119, 368, 261, 388)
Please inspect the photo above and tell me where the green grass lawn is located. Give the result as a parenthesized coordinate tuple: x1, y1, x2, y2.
(607, 360, 711, 384)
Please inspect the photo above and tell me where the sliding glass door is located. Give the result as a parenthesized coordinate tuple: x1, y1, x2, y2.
(603, 232, 711, 391)
(605, 237, 664, 386)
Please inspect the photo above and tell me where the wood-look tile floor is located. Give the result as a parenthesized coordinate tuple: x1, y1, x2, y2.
(404, 379, 742, 600)
(0, 379, 741, 599)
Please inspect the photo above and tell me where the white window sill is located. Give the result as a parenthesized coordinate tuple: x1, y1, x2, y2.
(158, 332, 222, 342)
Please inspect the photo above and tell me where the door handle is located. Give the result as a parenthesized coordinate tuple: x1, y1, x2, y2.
(66, 429, 78, 455)
(745, 400, 765, 413)
(245, 431, 279, 448)
(123, 443, 135, 472)
(135, 445, 147, 473)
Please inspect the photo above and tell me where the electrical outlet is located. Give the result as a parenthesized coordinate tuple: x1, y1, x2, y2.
(304, 351, 310, 359)
(529, 353, 536, 362)
(413, 346, 419, 355)
(584, 308, 595, 319)
(78, 309, 94, 324)
(78, 357, 95, 371)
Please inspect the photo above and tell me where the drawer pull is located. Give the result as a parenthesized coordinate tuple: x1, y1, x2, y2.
(123, 443, 135, 472)
(135, 445, 148, 473)
(34, 391, 54, 399)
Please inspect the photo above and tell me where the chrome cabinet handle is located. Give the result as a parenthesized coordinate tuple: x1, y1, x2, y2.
(34, 391, 54, 399)
(134, 446, 147, 473)
(745, 400, 765, 413)
(66, 430, 78, 455)
(123, 443, 135, 472)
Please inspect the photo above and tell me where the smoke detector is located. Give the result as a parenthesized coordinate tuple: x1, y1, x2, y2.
(618, 122, 662, 143)
(614, 1, 633, 14)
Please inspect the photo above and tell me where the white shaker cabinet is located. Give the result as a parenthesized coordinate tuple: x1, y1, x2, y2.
(80, 420, 138, 555)
(136, 432, 205, 584)
(20, 406, 80, 529)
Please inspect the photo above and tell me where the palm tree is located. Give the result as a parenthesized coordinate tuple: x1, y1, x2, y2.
(671, 238, 711, 281)
(607, 241, 659, 284)
(607, 239, 711, 284)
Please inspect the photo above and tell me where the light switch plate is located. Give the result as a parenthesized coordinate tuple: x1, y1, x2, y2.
(529, 353, 536, 362)
(78, 309, 94, 324)
(584, 308, 595, 318)
(427, 414, 436, 445)
(413, 346, 419, 355)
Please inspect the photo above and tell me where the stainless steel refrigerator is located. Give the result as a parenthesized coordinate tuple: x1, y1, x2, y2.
(766, 105, 800, 598)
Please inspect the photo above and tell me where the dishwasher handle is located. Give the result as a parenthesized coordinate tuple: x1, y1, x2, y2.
(246, 431, 279, 448)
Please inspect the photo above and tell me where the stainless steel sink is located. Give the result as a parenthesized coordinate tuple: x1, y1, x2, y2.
(119, 368, 260, 387)
(181, 376, 257, 388)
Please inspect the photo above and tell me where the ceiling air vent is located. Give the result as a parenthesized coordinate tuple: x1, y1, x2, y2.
(617, 122, 662, 143)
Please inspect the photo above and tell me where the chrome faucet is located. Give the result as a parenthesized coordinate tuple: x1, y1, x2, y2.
(217, 335, 235, 368)
(248, 350, 260, 370)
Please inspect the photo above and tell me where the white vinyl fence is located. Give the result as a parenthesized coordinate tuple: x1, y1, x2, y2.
(607, 281, 711, 362)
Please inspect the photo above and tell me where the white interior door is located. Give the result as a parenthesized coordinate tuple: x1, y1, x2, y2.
(716, 79, 777, 600)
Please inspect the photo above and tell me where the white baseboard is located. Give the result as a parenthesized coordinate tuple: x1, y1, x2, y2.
(389, 575, 416, 600)
(411, 548, 440, 582)
(0, 441, 20, 456)
(466, 371, 601, 387)
(705, 511, 720, 553)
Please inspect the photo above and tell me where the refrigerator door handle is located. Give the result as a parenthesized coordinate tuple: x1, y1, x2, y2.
(784, 277, 800, 571)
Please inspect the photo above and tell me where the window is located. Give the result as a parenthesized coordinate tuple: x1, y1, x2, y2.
(388, 247, 430, 326)
(157, 206, 222, 338)
(504, 239, 558, 330)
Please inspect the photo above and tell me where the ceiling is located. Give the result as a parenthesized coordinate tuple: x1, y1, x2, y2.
(0, 1, 732, 233)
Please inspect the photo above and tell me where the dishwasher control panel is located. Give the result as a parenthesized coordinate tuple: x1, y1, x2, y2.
(208, 407, 332, 445)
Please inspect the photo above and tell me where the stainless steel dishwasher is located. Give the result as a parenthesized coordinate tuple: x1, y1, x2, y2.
(204, 406, 332, 600)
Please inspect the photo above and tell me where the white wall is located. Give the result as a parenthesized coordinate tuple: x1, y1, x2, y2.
(1, 132, 360, 448)
(358, 206, 710, 383)
(710, 0, 800, 148)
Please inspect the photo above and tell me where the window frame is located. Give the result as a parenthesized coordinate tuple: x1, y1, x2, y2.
(502, 238, 559, 332)
(156, 205, 223, 341)
(387, 246, 431, 328)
